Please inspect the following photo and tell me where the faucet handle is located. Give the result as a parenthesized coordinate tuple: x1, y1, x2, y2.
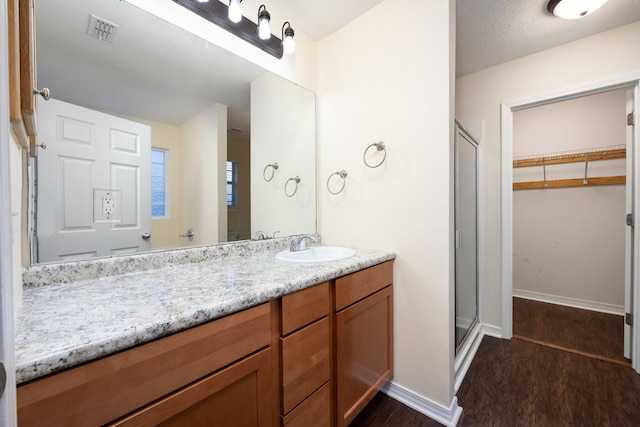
(272, 231, 280, 239)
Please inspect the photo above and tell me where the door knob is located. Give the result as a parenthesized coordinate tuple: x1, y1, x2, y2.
(33, 87, 51, 101)
(141, 232, 151, 240)
(179, 228, 194, 241)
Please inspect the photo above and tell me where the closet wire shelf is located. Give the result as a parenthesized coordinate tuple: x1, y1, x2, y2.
(512, 144, 626, 190)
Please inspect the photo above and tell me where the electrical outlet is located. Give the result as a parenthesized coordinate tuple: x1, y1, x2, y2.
(103, 195, 114, 215)
(94, 189, 122, 222)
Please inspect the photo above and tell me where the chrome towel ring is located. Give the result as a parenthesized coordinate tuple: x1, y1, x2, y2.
(285, 176, 300, 197)
(263, 163, 279, 182)
(327, 170, 347, 195)
(363, 141, 386, 168)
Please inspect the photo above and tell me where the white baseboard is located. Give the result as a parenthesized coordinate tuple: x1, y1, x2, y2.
(513, 289, 624, 316)
(482, 323, 503, 338)
(382, 382, 462, 427)
(454, 324, 483, 392)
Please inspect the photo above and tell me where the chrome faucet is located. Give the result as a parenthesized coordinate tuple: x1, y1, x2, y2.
(253, 230, 267, 240)
(290, 235, 315, 252)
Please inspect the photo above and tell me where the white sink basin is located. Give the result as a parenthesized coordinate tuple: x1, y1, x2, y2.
(276, 245, 356, 263)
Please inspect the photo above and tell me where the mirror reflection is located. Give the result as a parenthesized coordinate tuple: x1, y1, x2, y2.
(33, 0, 316, 264)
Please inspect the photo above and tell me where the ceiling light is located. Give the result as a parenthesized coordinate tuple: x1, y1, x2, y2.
(228, 0, 242, 23)
(282, 22, 295, 54)
(547, 0, 608, 20)
(257, 4, 271, 40)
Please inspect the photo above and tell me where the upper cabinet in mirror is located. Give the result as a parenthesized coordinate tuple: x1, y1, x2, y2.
(33, 0, 316, 264)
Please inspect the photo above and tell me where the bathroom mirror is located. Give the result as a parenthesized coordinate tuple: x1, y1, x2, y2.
(32, 0, 316, 264)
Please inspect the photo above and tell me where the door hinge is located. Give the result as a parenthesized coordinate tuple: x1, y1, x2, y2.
(625, 313, 633, 326)
(628, 112, 635, 126)
(627, 213, 635, 227)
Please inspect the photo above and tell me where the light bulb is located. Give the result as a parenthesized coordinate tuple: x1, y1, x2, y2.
(228, 0, 242, 23)
(258, 17, 271, 39)
(549, 0, 608, 19)
(257, 5, 271, 40)
(283, 34, 295, 54)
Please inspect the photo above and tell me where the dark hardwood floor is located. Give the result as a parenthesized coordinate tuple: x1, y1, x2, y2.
(513, 297, 627, 364)
(351, 300, 640, 426)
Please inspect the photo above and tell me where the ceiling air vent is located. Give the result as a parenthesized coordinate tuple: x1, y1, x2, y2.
(87, 15, 119, 42)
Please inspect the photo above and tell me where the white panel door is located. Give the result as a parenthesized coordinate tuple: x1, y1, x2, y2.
(37, 98, 151, 262)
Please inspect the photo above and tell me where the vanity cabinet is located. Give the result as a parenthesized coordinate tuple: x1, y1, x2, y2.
(334, 261, 394, 427)
(17, 303, 274, 426)
(280, 281, 331, 427)
(16, 261, 394, 427)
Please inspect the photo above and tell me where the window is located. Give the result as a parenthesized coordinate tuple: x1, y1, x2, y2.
(227, 161, 238, 208)
(151, 149, 168, 217)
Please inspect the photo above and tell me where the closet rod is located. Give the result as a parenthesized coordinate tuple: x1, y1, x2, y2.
(513, 146, 625, 168)
(513, 175, 626, 190)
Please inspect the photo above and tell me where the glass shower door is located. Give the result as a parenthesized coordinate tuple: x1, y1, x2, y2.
(455, 122, 479, 353)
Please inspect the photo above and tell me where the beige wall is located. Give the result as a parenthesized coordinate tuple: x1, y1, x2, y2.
(456, 21, 640, 329)
(181, 104, 228, 246)
(317, 0, 456, 408)
(513, 89, 627, 310)
(132, 118, 184, 251)
(227, 137, 251, 241)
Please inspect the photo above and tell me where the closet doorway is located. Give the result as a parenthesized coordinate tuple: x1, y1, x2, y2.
(500, 74, 640, 374)
(511, 88, 629, 363)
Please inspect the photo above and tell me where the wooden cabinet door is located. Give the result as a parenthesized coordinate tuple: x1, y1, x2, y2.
(111, 348, 273, 427)
(335, 285, 393, 427)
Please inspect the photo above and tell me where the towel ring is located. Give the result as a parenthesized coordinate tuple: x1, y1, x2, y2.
(285, 176, 300, 197)
(363, 141, 386, 168)
(327, 170, 347, 195)
(263, 163, 279, 182)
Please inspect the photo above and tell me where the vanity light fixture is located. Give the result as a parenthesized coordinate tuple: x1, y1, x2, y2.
(257, 5, 271, 40)
(173, 0, 293, 59)
(547, 0, 608, 19)
(228, 0, 242, 24)
(282, 21, 295, 54)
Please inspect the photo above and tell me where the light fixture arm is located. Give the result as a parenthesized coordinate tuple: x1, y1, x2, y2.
(173, 0, 283, 58)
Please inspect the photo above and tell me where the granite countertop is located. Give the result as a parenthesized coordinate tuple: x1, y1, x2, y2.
(15, 242, 395, 384)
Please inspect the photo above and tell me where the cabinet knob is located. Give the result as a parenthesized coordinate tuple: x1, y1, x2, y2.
(33, 87, 51, 101)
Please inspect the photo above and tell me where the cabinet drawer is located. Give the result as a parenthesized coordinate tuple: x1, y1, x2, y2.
(335, 261, 393, 311)
(282, 382, 331, 427)
(17, 303, 271, 426)
(281, 281, 330, 335)
(111, 348, 272, 426)
(281, 317, 330, 414)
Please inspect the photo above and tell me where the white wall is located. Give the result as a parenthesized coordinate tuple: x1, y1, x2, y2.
(9, 133, 23, 309)
(456, 21, 640, 329)
(180, 104, 228, 245)
(251, 73, 316, 238)
(317, 0, 456, 410)
(513, 89, 627, 310)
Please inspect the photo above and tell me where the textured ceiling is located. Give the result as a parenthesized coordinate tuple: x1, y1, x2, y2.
(456, 0, 640, 77)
